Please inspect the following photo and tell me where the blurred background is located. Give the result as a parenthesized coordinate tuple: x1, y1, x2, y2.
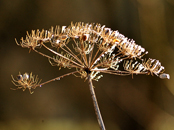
(0, 0, 174, 130)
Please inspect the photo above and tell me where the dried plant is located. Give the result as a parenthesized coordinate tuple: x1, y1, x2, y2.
(11, 22, 170, 130)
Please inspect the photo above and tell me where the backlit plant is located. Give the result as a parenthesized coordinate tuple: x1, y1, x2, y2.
(11, 22, 170, 130)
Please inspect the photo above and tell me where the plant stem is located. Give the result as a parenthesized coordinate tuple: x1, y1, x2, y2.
(87, 74, 106, 130)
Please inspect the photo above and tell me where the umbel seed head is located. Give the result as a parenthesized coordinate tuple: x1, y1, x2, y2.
(12, 22, 170, 93)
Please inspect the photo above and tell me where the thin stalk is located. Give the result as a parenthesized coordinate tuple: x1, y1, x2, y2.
(88, 43, 95, 67)
(73, 39, 88, 66)
(87, 74, 106, 130)
(92, 69, 131, 76)
(34, 49, 81, 69)
(63, 44, 84, 65)
(34, 49, 55, 60)
(34, 71, 79, 88)
(41, 42, 84, 68)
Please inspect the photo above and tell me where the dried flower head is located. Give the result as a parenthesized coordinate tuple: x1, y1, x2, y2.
(13, 22, 170, 93)
(11, 72, 41, 94)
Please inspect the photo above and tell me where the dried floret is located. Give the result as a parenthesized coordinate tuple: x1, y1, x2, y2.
(11, 72, 42, 94)
(117, 37, 148, 58)
(142, 58, 165, 76)
(50, 26, 69, 48)
(48, 51, 77, 70)
(15, 29, 52, 52)
(124, 60, 146, 75)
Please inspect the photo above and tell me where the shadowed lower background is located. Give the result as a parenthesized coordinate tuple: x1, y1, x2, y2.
(0, 0, 174, 130)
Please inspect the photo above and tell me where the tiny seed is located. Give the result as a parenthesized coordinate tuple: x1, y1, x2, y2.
(17, 75, 23, 81)
(82, 34, 87, 41)
(61, 35, 68, 40)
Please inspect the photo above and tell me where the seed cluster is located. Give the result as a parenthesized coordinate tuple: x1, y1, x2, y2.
(12, 22, 170, 93)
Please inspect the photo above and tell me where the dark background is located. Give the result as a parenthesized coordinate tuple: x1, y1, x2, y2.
(1, 0, 174, 130)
